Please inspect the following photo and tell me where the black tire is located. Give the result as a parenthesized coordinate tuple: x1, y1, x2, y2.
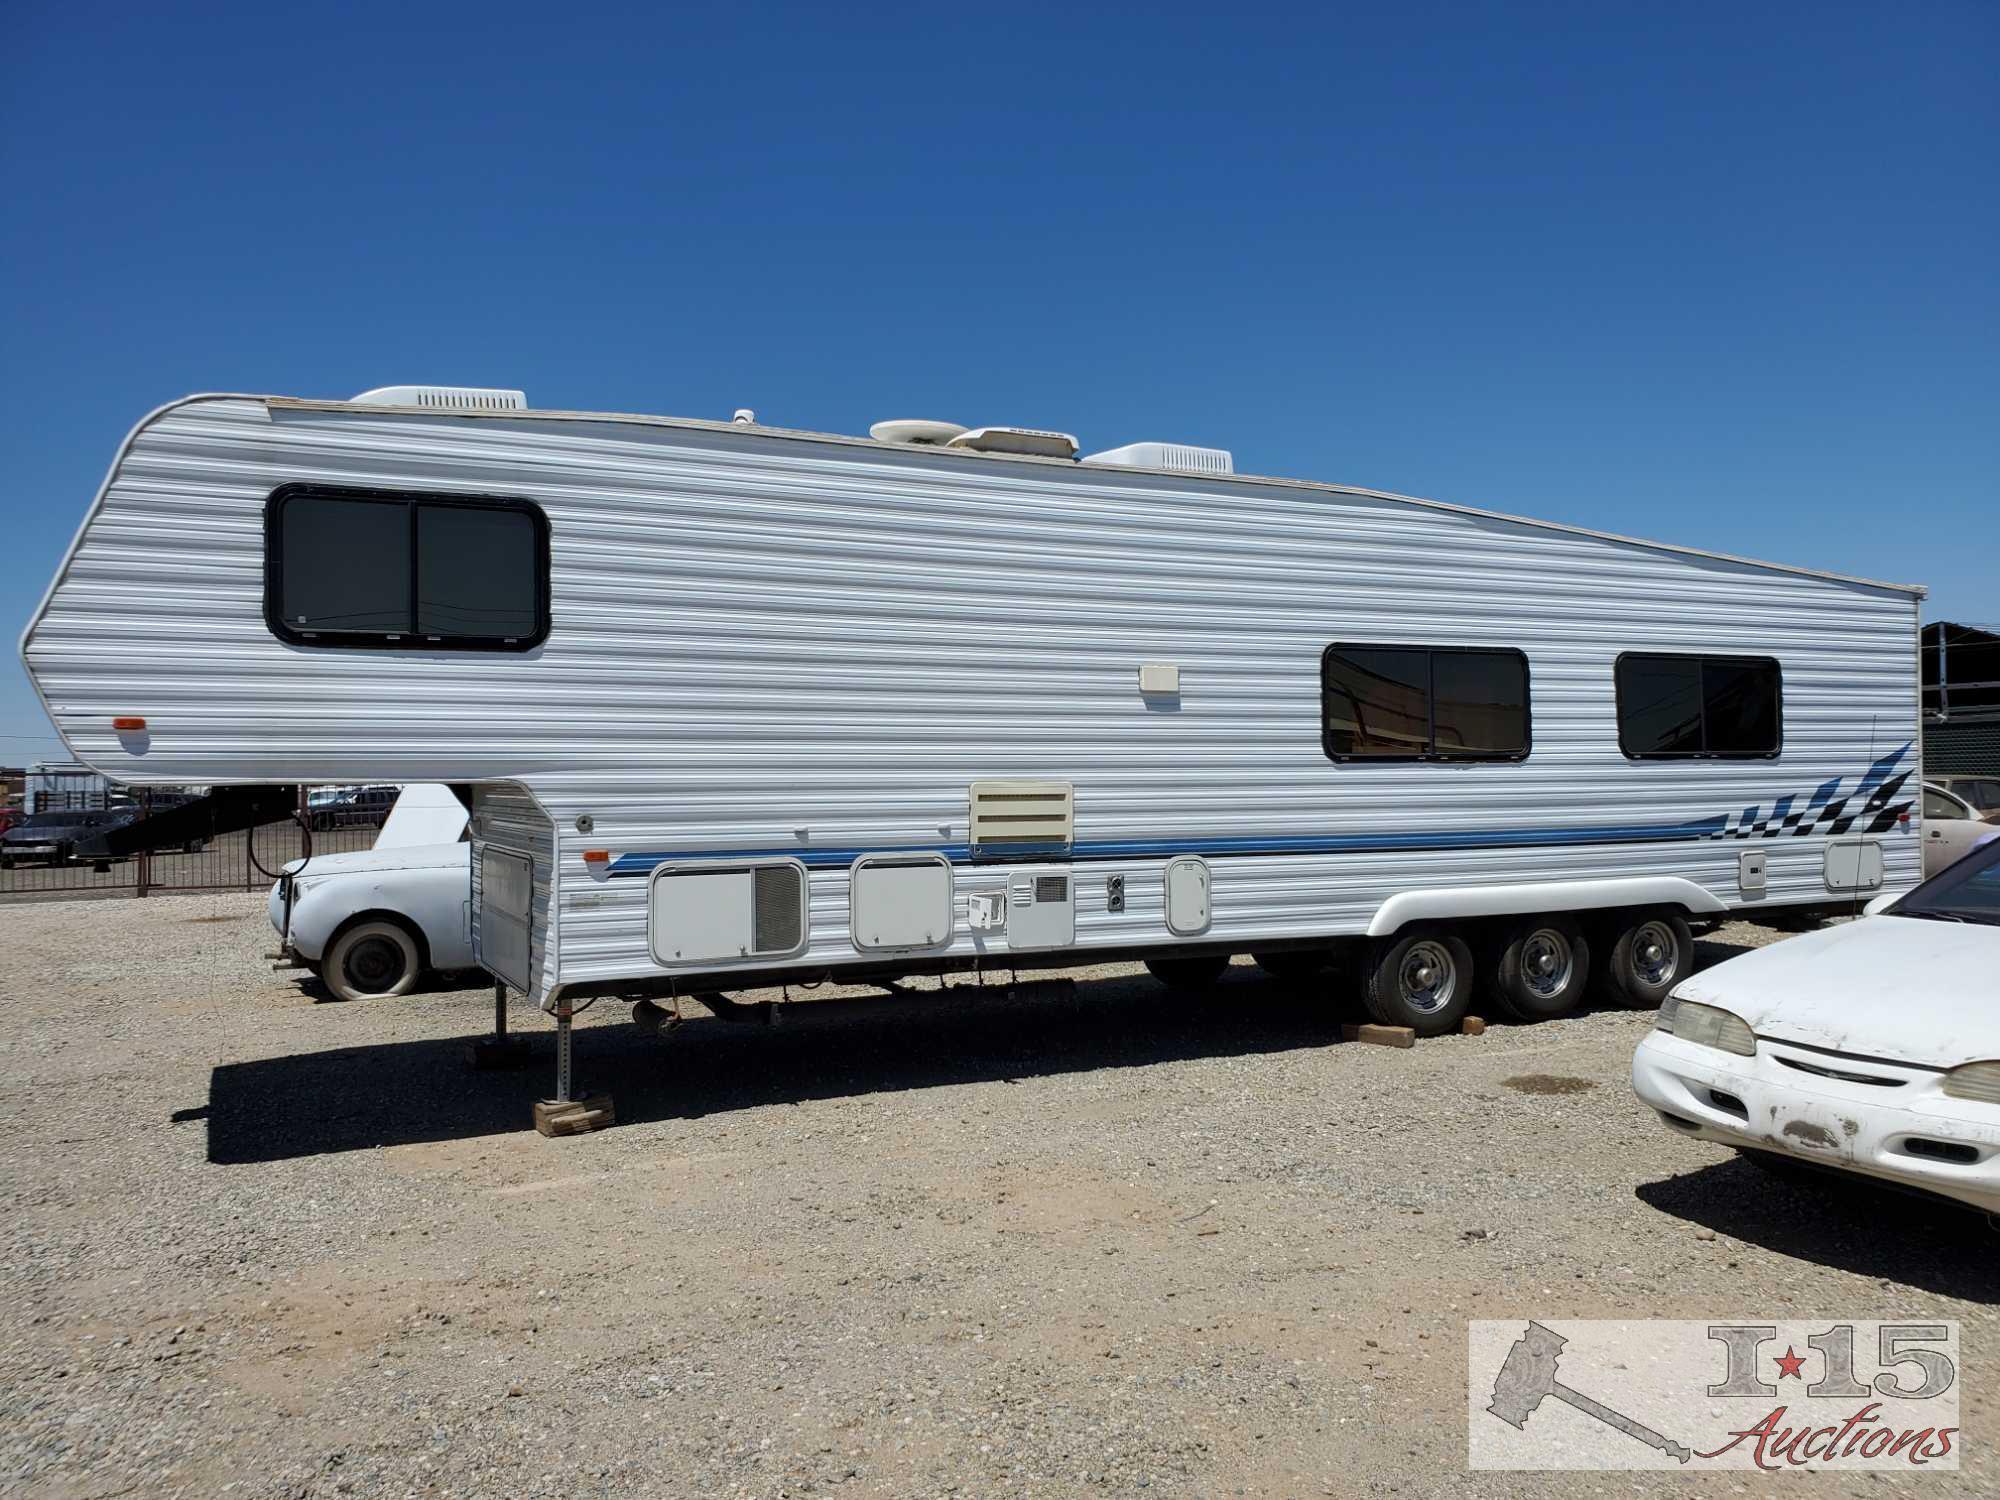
(1487, 917, 1591, 1022)
(1145, 955, 1230, 991)
(1251, 948, 1331, 981)
(1361, 928, 1475, 1035)
(1598, 909, 1694, 1009)
(322, 918, 424, 1002)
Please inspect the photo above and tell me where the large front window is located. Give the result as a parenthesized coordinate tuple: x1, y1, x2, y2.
(264, 483, 548, 651)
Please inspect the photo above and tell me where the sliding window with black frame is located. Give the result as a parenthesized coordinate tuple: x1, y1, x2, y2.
(1614, 653, 1781, 759)
(264, 483, 550, 651)
(1321, 644, 1530, 762)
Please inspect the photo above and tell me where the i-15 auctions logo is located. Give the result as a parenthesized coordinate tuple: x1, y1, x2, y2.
(1468, 1320, 1959, 1471)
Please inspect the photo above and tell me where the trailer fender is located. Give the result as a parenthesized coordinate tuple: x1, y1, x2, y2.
(1365, 877, 1727, 937)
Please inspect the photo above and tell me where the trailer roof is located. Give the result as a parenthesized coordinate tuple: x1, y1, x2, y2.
(264, 395, 1926, 598)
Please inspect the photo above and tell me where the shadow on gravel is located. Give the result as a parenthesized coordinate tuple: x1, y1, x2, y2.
(201, 968, 1361, 1164)
(1635, 1159, 2000, 1303)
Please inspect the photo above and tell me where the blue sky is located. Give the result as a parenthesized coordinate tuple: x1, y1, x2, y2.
(3, 1, 1993, 764)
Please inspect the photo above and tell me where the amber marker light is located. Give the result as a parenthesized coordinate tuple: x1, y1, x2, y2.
(112, 717, 147, 731)
(582, 850, 610, 864)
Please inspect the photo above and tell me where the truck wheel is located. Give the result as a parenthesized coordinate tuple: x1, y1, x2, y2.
(1362, 929, 1473, 1035)
(1145, 955, 1229, 991)
(1251, 949, 1330, 981)
(1599, 909, 1693, 1009)
(1488, 917, 1590, 1022)
(323, 919, 423, 1002)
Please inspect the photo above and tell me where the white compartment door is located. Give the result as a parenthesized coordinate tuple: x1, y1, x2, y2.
(1164, 857, 1211, 935)
(851, 855, 953, 951)
(479, 846, 534, 991)
(1823, 837, 1885, 893)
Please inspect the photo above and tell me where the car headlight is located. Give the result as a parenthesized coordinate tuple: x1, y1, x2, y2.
(1655, 993, 1756, 1056)
(1942, 1062, 2000, 1105)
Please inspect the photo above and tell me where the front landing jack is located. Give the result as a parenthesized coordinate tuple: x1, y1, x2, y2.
(467, 982, 534, 1070)
(533, 994, 614, 1137)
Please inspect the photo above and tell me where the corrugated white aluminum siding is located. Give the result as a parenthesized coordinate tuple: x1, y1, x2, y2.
(24, 396, 1924, 998)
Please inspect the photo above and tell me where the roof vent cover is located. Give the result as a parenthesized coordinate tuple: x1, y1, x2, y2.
(949, 426, 1079, 460)
(1081, 441, 1232, 475)
(350, 385, 527, 411)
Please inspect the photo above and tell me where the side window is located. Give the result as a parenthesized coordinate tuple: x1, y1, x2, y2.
(1322, 645, 1529, 762)
(1923, 789, 1966, 821)
(1615, 653, 1781, 759)
(265, 484, 549, 651)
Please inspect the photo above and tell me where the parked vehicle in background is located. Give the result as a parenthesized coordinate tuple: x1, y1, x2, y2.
(308, 785, 399, 830)
(1, 804, 206, 867)
(0, 807, 18, 837)
(1632, 834, 2000, 1215)
(1930, 774, 2000, 818)
(271, 785, 470, 1002)
(1921, 782, 2000, 876)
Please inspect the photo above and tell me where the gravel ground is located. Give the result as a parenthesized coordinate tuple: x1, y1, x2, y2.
(0, 894, 1992, 1499)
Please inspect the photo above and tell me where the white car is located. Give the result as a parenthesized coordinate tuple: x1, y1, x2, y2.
(268, 786, 473, 1002)
(1921, 781, 2000, 876)
(1632, 836, 2000, 1215)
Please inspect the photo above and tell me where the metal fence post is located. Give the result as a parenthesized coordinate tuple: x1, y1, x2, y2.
(135, 787, 151, 898)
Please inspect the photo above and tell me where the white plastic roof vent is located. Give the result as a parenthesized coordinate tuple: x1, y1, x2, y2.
(350, 385, 527, 411)
(948, 426, 1079, 460)
(870, 418, 968, 445)
(1081, 441, 1232, 475)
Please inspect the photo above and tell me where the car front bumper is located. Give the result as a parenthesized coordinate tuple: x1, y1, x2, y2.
(1632, 1031, 2000, 1215)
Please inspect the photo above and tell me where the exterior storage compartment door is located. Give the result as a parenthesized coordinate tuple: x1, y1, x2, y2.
(479, 846, 534, 990)
(851, 854, 952, 951)
(650, 860, 808, 965)
(1823, 838, 1884, 893)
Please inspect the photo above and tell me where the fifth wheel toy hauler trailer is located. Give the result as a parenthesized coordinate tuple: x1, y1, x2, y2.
(21, 388, 1924, 1125)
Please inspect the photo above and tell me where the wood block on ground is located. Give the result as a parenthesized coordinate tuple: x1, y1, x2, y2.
(1460, 1016, 1487, 1036)
(533, 1093, 616, 1137)
(1341, 1023, 1415, 1049)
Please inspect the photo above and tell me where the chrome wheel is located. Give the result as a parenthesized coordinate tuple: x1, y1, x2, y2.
(1519, 928, 1576, 1000)
(1631, 920, 1679, 988)
(1397, 938, 1458, 1014)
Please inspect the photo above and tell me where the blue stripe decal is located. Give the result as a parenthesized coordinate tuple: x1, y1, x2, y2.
(605, 815, 1733, 877)
(602, 744, 1912, 878)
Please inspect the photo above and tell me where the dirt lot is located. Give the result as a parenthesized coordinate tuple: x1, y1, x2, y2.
(0, 894, 1992, 1499)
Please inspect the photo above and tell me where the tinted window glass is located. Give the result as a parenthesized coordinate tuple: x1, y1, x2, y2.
(276, 496, 412, 634)
(1703, 657, 1780, 756)
(1432, 650, 1529, 757)
(416, 504, 539, 641)
(1323, 645, 1528, 760)
(267, 485, 546, 651)
(1616, 653, 1779, 758)
(1616, 656, 1703, 756)
(1896, 837, 2000, 920)
(1323, 647, 1430, 757)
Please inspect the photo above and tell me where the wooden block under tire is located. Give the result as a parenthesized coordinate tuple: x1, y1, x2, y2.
(1461, 1016, 1487, 1035)
(533, 1094, 616, 1136)
(1340, 1023, 1415, 1049)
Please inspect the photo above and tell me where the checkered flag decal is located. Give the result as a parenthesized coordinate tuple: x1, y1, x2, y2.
(1705, 743, 1915, 841)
